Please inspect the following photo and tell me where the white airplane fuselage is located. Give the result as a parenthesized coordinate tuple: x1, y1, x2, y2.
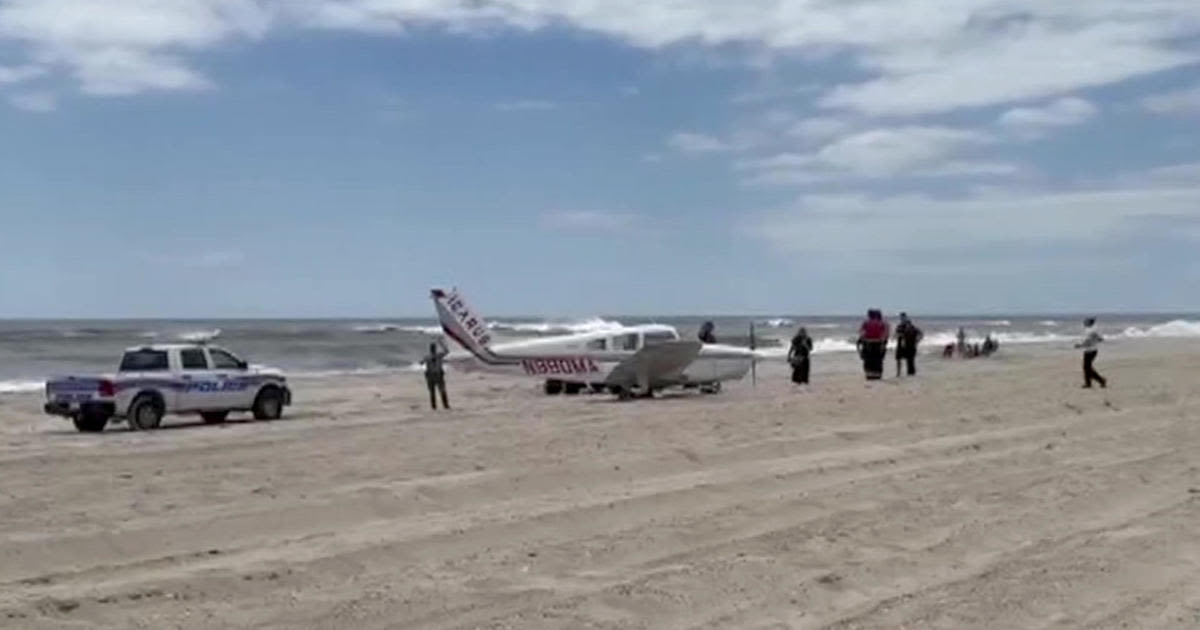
(445, 324, 754, 388)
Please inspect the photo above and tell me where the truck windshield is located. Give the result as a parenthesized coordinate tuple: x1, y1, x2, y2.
(119, 350, 169, 372)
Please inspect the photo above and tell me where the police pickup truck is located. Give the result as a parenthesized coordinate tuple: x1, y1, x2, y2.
(44, 344, 291, 432)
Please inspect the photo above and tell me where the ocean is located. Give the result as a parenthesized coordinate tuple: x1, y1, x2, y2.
(2, 314, 1198, 394)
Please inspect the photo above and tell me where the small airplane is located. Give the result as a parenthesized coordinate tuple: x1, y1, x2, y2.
(431, 288, 757, 399)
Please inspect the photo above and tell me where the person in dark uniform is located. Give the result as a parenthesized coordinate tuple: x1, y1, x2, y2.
(788, 326, 814, 385)
(894, 312, 924, 377)
(422, 340, 450, 410)
(857, 309, 889, 380)
(698, 321, 717, 344)
(1075, 317, 1107, 388)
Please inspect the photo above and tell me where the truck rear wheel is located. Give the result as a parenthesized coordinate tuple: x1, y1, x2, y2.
(201, 411, 228, 424)
(252, 387, 284, 420)
(128, 395, 164, 431)
(73, 413, 108, 433)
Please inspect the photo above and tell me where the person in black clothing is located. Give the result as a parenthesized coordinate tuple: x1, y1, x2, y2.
(422, 340, 450, 410)
(894, 313, 924, 377)
(788, 327, 814, 385)
(1075, 317, 1107, 389)
(698, 321, 717, 344)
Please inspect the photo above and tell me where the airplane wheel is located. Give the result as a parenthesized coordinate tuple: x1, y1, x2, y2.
(700, 382, 722, 394)
(544, 379, 563, 395)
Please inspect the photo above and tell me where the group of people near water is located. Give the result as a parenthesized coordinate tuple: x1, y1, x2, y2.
(784, 312, 1108, 387)
(783, 311, 925, 384)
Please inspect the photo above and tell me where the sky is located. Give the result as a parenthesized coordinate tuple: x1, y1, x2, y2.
(0, 0, 1199, 318)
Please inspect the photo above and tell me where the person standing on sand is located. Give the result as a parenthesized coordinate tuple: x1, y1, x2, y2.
(894, 312, 924, 377)
(698, 321, 717, 344)
(787, 327, 814, 385)
(422, 339, 451, 410)
(1075, 317, 1107, 389)
(857, 309, 889, 381)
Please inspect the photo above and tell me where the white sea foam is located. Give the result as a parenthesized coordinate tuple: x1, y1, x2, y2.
(487, 318, 625, 335)
(757, 318, 795, 328)
(352, 323, 399, 333)
(1039, 320, 1059, 326)
(1121, 319, 1200, 338)
(178, 329, 221, 342)
(0, 380, 42, 394)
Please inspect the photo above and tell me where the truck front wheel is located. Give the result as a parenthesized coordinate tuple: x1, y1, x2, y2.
(252, 388, 284, 420)
(73, 413, 108, 433)
(128, 395, 164, 431)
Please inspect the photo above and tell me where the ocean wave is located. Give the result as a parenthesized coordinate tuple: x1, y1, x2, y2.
(0, 380, 42, 394)
(487, 318, 625, 335)
(1121, 319, 1200, 338)
(178, 329, 221, 342)
(757, 318, 795, 328)
(352, 323, 399, 334)
(1039, 320, 1059, 326)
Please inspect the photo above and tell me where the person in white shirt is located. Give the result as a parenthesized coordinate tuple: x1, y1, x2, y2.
(1074, 317, 1107, 389)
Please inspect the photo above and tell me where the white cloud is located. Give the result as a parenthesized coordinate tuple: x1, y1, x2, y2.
(998, 97, 1098, 138)
(541, 210, 636, 231)
(494, 99, 558, 112)
(1142, 84, 1200, 115)
(748, 182, 1200, 264)
(787, 116, 855, 142)
(0, 63, 44, 84)
(0, 0, 1195, 112)
(739, 126, 1011, 183)
(9, 90, 55, 112)
(667, 132, 730, 154)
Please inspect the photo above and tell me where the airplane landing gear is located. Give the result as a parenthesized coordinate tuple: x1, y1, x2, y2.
(699, 382, 722, 394)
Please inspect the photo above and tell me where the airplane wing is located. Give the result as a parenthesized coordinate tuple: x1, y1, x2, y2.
(605, 340, 702, 390)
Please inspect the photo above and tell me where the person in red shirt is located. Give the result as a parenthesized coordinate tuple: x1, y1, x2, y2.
(857, 309, 890, 380)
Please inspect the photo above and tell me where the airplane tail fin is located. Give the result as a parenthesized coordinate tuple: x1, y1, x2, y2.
(431, 288, 499, 362)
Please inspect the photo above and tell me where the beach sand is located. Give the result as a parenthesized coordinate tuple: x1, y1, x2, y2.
(1, 339, 1198, 629)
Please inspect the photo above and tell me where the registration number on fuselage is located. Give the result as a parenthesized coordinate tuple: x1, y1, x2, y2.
(520, 357, 600, 376)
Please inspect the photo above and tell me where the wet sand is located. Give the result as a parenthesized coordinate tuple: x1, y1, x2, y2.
(1, 339, 1199, 629)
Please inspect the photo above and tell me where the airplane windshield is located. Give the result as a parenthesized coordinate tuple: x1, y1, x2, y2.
(643, 331, 676, 347)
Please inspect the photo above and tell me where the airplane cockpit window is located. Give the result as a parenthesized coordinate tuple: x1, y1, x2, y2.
(643, 331, 676, 347)
(586, 338, 607, 351)
(619, 333, 639, 351)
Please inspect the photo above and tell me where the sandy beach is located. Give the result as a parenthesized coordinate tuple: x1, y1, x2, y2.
(1, 339, 1198, 629)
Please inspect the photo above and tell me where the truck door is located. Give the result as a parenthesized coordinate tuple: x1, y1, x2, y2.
(177, 347, 219, 411)
(206, 347, 253, 409)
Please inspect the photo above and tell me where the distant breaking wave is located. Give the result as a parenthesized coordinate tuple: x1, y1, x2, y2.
(0, 380, 42, 394)
(1122, 319, 1200, 338)
(178, 329, 221, 342)
(757, 318, 795, 328)
(352, 323, 443, 335)
(487, 317, 625, 335)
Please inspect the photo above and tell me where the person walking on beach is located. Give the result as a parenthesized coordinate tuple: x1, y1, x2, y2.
(894, 312, 924, 377)
(1075, 317, 1107, 389)
(422, 339, 451, 409)
(956, 327, 968, 357)
(857, 309, 890, 381)
(788, 327, 814, 385)
(698, 321, 717, 344)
